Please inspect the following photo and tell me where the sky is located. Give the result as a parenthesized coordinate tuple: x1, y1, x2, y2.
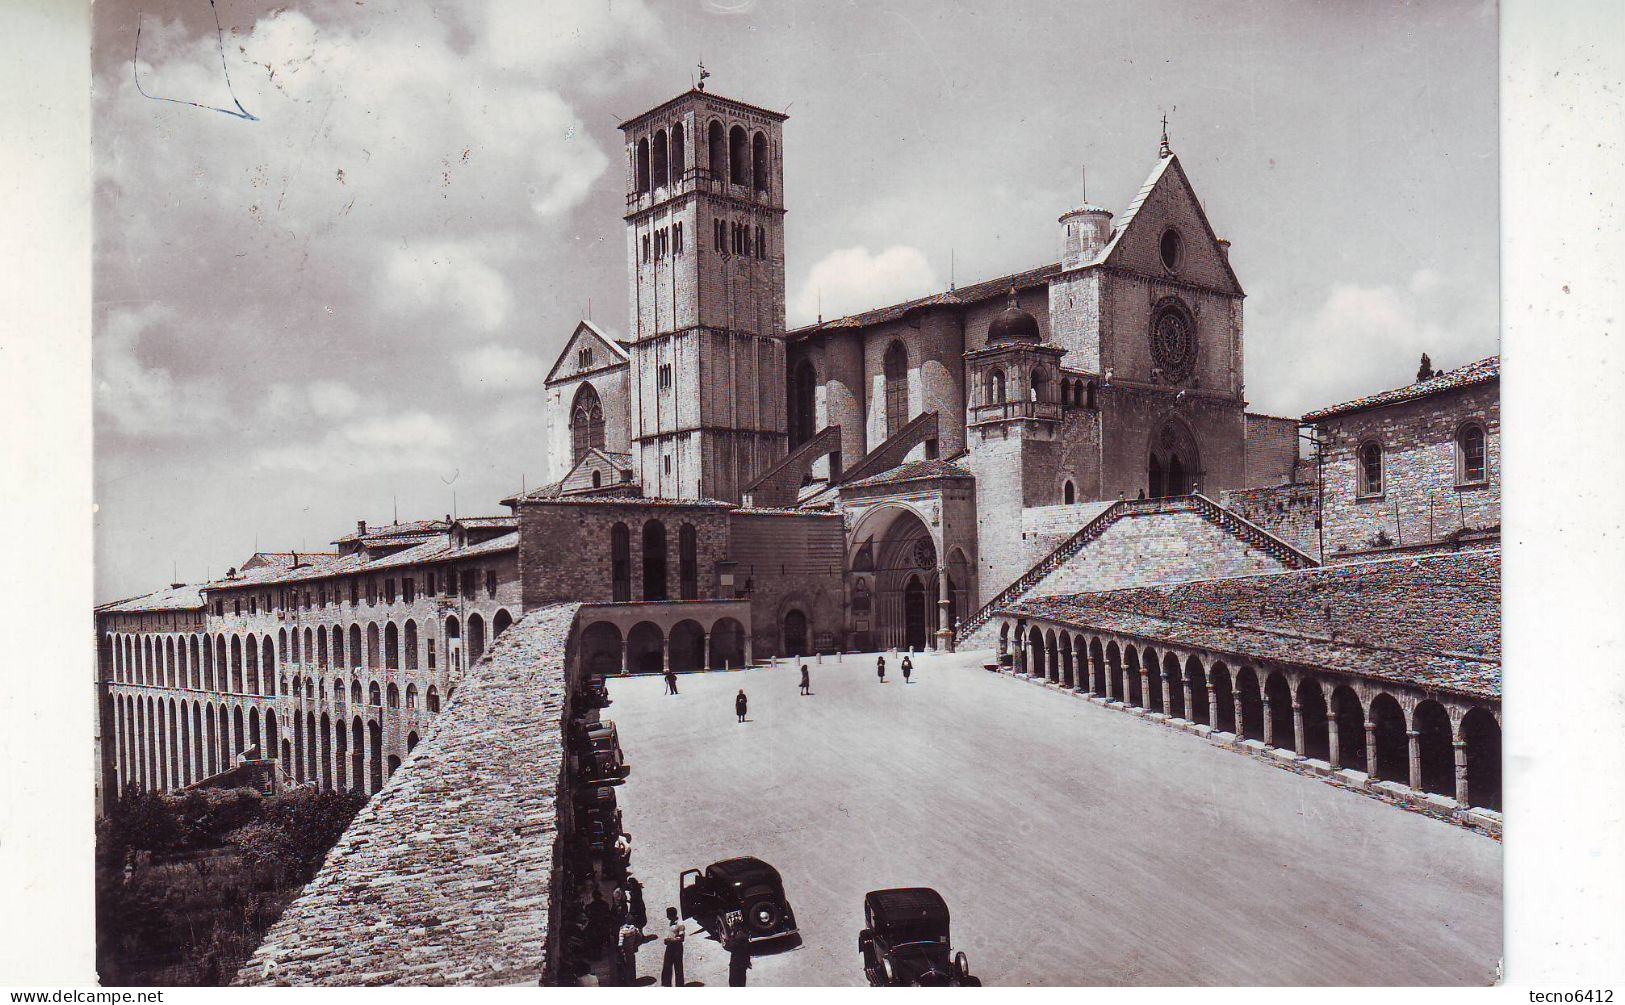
(92, 0, 1499, 602)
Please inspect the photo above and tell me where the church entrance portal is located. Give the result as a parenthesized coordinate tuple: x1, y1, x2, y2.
(848, 505, 963, 651)
(1147, 420, 1201, 498)
(782, 609, 808, 657)
(903, 577, 928, 651)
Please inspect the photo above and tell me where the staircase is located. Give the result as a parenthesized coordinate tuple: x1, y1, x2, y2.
(954, 494, 1318, 648)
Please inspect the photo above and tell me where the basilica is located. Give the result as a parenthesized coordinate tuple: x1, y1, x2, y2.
(537, 83, 1298, 655)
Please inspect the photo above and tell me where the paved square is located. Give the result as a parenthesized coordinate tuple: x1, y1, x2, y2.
(608, 651, 1500, 986)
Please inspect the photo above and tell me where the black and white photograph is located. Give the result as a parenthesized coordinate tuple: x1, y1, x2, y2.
(4, 0, 1624, 992)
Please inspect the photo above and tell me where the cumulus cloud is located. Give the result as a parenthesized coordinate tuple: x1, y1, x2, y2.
(790, 245, 940, 326)
(95, 305, 226, 437)
(456, 344, 547, 391)
(254, 411, 457, 475)
(479, 0, 661, 89)
(384, 242, 517, 335)
(1252, 272, 1499, 416)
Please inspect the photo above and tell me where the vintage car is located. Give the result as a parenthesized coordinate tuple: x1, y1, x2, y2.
(679, 857, 799, 948)
(858, 888, 975, 986)
(572, 719, 627, 786)
(575, 785, 623, 852)
(577, 675, 612, 709)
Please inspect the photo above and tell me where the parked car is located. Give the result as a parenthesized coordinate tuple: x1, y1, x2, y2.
(573, 720, 627, 785)
(858, 888, 975, 986)
(576, 785, 623, 852)
(679, 857, 799, 949)
(577, 676, 611, 709)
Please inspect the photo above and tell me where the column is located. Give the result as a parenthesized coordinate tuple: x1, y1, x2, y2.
(1262, 697, 1274, 746)
(1292, 702, 1305, 758)
(1453, 737, 1470, 807)
(1207, 690, 1220, 730)
(744, 637, 754, 666)
(1364, 721, 1378, 778)
(1406, 729, 1422, 791)
(1138, 669, 1150, 708)
(1181, 677, 1194, 720)
(1328, 712, 1342, 769)
(703, 632, 711, 671)
(661, 637, 671, 673)
(620, 639, 630, 676)
(936, 567, 953, 652)
(1232, 694, 1246, 740)
(1161, 673, 1174, 715)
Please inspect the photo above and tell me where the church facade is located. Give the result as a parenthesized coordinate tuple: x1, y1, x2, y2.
(539, 84, 1298, 654)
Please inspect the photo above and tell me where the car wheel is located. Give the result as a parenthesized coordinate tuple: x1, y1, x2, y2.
(954, 952, 971, 983)
(742, 898, 783, 934)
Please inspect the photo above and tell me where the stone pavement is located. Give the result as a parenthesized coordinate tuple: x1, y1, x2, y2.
(607, 650, 1502, 987)
(235, 604, 579, 986)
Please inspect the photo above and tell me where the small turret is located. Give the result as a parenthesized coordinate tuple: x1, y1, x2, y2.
(1059, 202, 1113, 270)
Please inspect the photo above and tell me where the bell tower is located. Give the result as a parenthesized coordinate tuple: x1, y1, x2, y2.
(619, 82, 789, 501)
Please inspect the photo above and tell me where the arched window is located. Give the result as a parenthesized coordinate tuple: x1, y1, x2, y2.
(1457, 423, 1487, 484)
(642, 520, 668, 601)
(1030, 366, 1051, 403)
(652, 129, 668, 188)
(387, 683, 399, 710)
(406, 683, 417, 710)
(1358, 440, 1384, 496)
(708, 120, 726, 180)
(610, 522, 631, 602)
(349, 624, 363, 668)
(987, 368, 1006, 404)
(1085, 379, 1097, 409)
(752, 131, 769, 192)
(426, 686, 440, 713)
(384, 622, 399, 669)
(670, 123, 685, 179)
(679, 523, 699, 600)
(789, 359, 817, 448)
(571, 383, 605, 463)
(729, 125, 748, 185)
(369, 681, 381, 706)
(366, 623, 380, 668)
(883, 341, 909, 437)
(592, 470, 602, 488)
(404, 620, 418, 671)
(1063, 480, 1076, 504)
(636, 137, 650, 193)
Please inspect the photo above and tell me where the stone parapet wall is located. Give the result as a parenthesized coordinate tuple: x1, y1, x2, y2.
(1220, 482, 1321, 558)
(235, 603, 581, 987)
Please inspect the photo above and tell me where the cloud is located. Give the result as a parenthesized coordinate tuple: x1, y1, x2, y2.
(479, 0, 662, 89)
(383, 242, 517, 334)
(95, 305, 226, 437)
(263, 380, 366, 422)
(456, 344, 547, 391)
(790, 245, 940, 326)
(1253, 273, 1499, 415)
(253, 411, 457, 475)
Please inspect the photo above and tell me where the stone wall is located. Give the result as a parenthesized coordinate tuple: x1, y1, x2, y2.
(236, 603, 581, 987)
(727, 510, 847, 654)
(1022, 500, 1118, 565)
(1220, 482, 1321, 558)
(517, 500, 731, 607)
(1244, 413, 1299, 487)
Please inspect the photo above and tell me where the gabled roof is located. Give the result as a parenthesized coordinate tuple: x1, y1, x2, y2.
(841, 455, 973, 490)
(544, 320, 630, 386)
(1098, 154, 1244, 296)
(1303, 356, 1500, 422)
(203, 533, 519, 593)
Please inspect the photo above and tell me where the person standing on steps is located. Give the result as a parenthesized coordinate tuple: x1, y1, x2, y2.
(664, 668, 679, 695)
(736, 689, 748, 723)
(876, 655, 887, 683)
(902, 654, 913, 683)
(660, 907, 686, 987)
(799, 663, 810, 695)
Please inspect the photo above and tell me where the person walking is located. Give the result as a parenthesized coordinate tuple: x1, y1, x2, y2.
(728, 942, 753, 987)
(799, 663, 810, 695)
(616, 918, 641, 986)
(902, 654, 913, 683)
(735, 689, 749, 723)
(626, 873, 647, 932)
(660, 907, 686, 987)
(876, 655, 887, 683)
(664, 668, 679, 695)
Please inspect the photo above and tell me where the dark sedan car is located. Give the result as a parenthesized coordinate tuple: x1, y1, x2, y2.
(858, 887, 976, 986)
(679, 857, 799, 949)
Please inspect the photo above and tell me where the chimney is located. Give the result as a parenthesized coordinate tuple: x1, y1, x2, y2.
(357, 520, 367, 535)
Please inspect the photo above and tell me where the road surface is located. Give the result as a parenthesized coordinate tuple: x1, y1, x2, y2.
(607, 651, 1500, 986)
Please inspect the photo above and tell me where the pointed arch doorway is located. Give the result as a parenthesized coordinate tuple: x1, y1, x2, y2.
(903, 576, 929, 651)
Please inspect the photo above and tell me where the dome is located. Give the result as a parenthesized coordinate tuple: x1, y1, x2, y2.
(987, 290, 1041, 344)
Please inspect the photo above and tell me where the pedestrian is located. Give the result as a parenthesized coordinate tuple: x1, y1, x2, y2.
(626, 873, 647, 931)
(584, 888, 612, 960)
(728, 942, 753, 987)
(611, 883, 629, 928)
(902, 654, 913, 683)
(664, 668, 679, 695)
(876, 655, 886, 682)
(661, 907, 686, 987)
(735, 688, 748, 723)
(799, 663, 810, 695)
(617, 918, 641, 986)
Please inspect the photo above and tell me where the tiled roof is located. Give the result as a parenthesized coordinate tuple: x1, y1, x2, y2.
(1303, 356, 1500, 422)
(841, 455, 974, 490)
(787, 263, 1061, 339)
(516, 494, 735, 510)
(203, 534, 518, 593)
(1006, 549, 1500, 699)
(332, 519, 450, 545)
(97, 583, 206, 613)
(457, 515, 519, 529)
